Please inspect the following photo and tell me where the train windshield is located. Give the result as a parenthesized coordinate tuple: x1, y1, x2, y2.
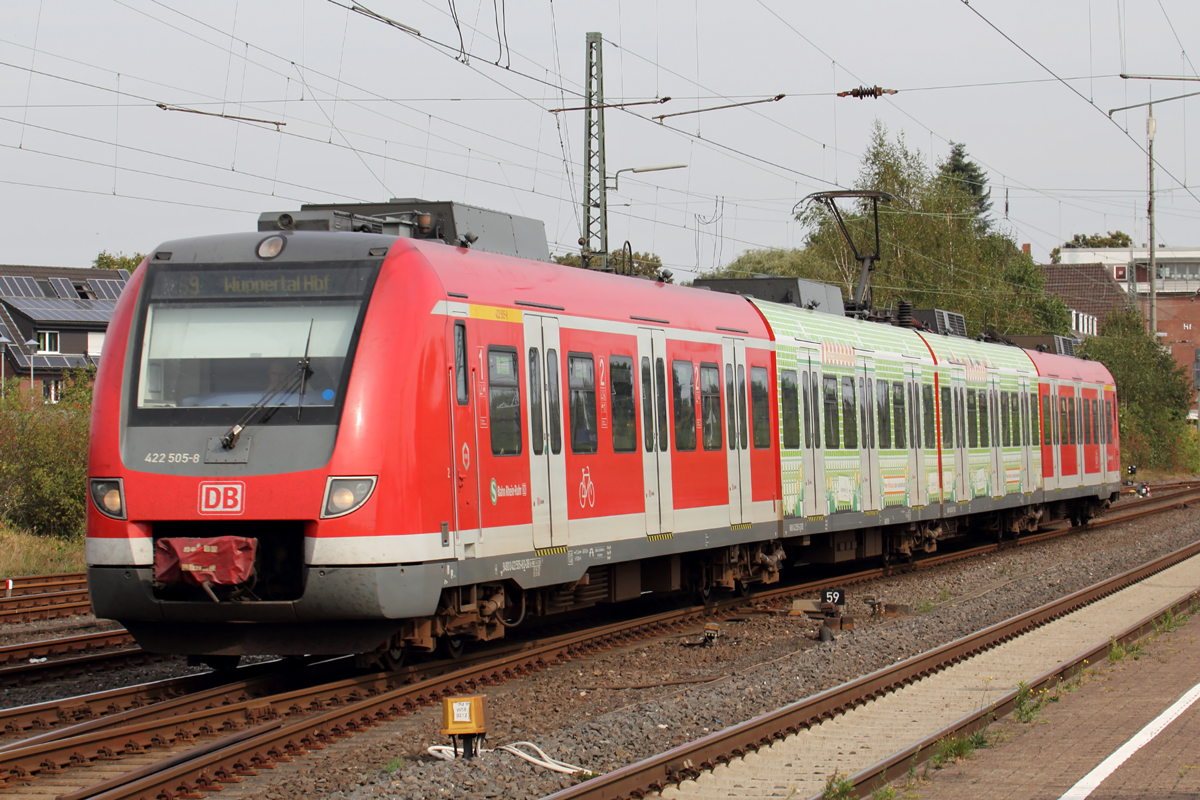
(132, 261, 377, 424)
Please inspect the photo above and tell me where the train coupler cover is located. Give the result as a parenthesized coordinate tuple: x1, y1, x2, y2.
(154, 536, 257, 586)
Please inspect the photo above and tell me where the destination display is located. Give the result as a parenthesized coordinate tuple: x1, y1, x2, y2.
(149, 263, 377, 300)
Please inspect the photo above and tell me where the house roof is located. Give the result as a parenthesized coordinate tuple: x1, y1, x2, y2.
(2, 297, 117, 325)
(1040, 263, 1129, 322)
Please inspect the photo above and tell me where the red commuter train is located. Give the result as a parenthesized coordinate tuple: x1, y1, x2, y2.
(86, 206, 1120, 666)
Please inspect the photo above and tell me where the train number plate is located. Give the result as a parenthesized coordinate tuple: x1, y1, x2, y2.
(822, 588, 846, 606)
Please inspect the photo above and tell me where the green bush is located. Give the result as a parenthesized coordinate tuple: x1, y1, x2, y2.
(0, 367, 95, 539)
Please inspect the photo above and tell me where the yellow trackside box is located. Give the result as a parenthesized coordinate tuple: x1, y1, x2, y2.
(440, 695, 489, 736)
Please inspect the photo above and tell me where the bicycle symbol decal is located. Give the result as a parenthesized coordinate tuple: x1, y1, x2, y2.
(578, 467, 596, 508)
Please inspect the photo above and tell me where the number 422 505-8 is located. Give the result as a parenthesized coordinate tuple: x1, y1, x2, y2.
(144, 452, 200, 464)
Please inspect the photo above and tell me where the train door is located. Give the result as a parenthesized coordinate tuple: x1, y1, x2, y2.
(951, 367, 968, 503)
(905, 364, 926, 508)
(855, 355, 879, 512)
(723, 337, 753, 525)
(448, 319, 481, 558)
(523, 316, 569, 550)
(1054, 381, 1076, 488)
(799, 345, 823, 518)
(637, 328, 674, 535)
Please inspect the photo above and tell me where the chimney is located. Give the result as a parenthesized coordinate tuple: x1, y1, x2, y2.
(1022, 243, 1031, 256)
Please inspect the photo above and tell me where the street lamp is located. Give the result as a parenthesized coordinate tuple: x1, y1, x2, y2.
(24, 338, 38, 404)
(609, 163, 687, 192)
(0, 334, 9, 400)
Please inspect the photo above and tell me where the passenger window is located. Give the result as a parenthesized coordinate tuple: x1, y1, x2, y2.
(864, 378, 876, 449)
(737, 365, 749, 450)
(842, 375, 858, 449)
(1058, 396, 1068, 446)
(1012, 393, 1021, 446)
(780, 369, 800, 450)
(823, 375, 840, 450)
(1042, 395, 1052, 446)
(1000, 392, 1010, 447)
(568, 354, 597, 454)
(892, 381, 906, 450)
(940, 385, 953, 448)
(957, 388, 966, 449)
(801, 370, 812, 449)
(922, 384, 936, 450)
(726, 363, 737, 451)
(487, 347, 522, 456)
(641, 357, 654, 453)
(812, 372, 822, 449)
(1068, 396, 1077, 445)
(967, 389, 978, 449)
(1092, 399, 1101, 443)
(1031, 392, 1041, 445)
(908, 382, 918, 448)
(701, 364, 723, 450)
(610, 355, 636, 453)
(672, 360, 696, 451)
(454, 322, 469, 405)
(1107, 399, 1114, 443)
(547, 350, 562, 455)
(528, 349, 544, 456)
(751, 367, 771, 449)
(655, 358, 669, 452)
(877, 380, 891, 449)
(1083, 396, 1092, 445)
(979, 387, 990, 448)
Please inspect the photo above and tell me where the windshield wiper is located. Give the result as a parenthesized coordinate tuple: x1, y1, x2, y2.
(220, 320, 315, 450)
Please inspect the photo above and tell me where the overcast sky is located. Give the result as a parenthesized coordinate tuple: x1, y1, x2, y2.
(2, 1, 1197, 278)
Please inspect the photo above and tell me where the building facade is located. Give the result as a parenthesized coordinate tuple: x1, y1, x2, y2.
(0, 265, 129, 402)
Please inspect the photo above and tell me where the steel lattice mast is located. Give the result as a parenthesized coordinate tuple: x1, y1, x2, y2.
(581, 32, 607, 271)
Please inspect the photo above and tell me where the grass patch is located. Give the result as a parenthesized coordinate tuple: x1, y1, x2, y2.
(929, 726, 992, 769)
(382, 756, 404, 774)
(822, 771, 855, 800)
(0, 526, 86, 578)
(915, 599, 937, 614)
(1013, 680, 1052, 723)
(938, 587, 951, 602)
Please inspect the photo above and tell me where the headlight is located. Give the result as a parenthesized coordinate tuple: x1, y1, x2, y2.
(321, 476, 377, 519)
(90, 478, 126, 520)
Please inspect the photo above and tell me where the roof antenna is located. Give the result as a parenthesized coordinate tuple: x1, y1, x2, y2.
(799, 190, 894, 318)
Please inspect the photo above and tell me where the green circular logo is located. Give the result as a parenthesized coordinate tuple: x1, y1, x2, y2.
(490, 478, 498, 505)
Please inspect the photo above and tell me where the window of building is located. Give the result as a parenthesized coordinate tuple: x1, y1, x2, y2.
(37, 331, 59, 354)
(877, 380, 892, 449)
(487, 347, 522, 456)
(823, 375, 840, 450)
(641, 357, 654, 453)
(751, 367, 771, 449)
(701, 363, 723, 451)
(892, 381, 907, 450)
(43, 379, 62, 404)
(454, 322, 468, 405)
(547, 350, 562, 455)
(610, 355, 637, 453)
(528, 349, 544, 456)
(568, 353, 597, 454)
(842, 375, 858, 449)
(672, 360, 696, 451)
(780, 369, 800, 450)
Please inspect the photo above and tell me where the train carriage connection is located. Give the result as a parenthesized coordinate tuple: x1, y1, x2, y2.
(85, 204, 1121, 663)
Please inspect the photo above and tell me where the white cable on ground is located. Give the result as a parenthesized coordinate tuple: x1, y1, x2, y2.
(426, 741, 583, 774)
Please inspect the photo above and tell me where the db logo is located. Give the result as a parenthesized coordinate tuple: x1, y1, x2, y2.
(198, 481, 245, 515)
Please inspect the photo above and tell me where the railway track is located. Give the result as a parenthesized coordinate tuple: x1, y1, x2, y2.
(0, 488, 1194, 798)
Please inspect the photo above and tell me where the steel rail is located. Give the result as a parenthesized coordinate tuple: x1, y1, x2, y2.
(0, 572, 86, 595)
(543, 538, 1200, 800)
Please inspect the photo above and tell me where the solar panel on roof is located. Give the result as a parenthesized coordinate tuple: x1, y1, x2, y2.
(87, 279, 111, 300)
(3, 297, 116, 324)
(117, 269, 130, 280)
(19, 277, 41, 297)
(49, 278, 77, 299)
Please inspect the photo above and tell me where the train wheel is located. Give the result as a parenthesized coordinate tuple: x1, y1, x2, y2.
(735, 580, 753, 599)
(441, 636, 466, 660)
(381, 645, 406, 671)
(201, 655, 241, 673)
(698, 582, 715, 606)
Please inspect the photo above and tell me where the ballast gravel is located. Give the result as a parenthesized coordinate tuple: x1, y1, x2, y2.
(218, 502, 1200, 800)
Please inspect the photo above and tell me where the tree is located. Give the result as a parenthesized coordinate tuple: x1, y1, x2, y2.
(939, 142, 992, 230)
(709, 122, 1069, 338)
(1081, 309, 1199, 472)
(93, 250, 145, 271)
(553, 249, 665, 279)
(1049, 231, 1133, 264)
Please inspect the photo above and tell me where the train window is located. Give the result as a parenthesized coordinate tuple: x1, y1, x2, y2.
(801, 371, 812, 449)
(702, 364, 724, 451)
(751, 367, 771, 449)
(655, 359, 669, 452)
(641, 357, 654, 453)
(922, 384, 936, 450)
(1012, 392, 1021, 447)
(726, 364, 737, 451)
(1106, 399, 1114, 444)
(842, 376, 858, 449)
(1000, 392, 1010, 448)
(672, 361, 696, 452)
(781, 369, 800, 450)
(823, 375, 840, 450)
(979, 388, 990, 448)
(966, 389, 978, 448)
(568, 354, 597, 454)
(487, 347, 522, 456)
(1093, 399, 1101, 443)
(892, 381, 906, 450)
(877, 380, 891, 449)
(865, 378, 876, 449)
(1031, 392, 1041, 446)
(1083, 396, 1092, 445)
(610, 355, 637, 453)
(454, 322, 469, 405)
(529, 349, 544, 456)
(939, 385, 952, 448)
(737, 365, 749, 450)
(908, 382, 918, 448)
(957, 388, 966, 449)
(547, 350, 562, 455)
(1068, 396, 1077, 445)
(812, 371, 821, 449)
(1042, 394, 1053, 446)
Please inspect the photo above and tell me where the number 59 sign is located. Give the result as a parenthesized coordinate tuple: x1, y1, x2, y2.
(822, 588, 846, 606)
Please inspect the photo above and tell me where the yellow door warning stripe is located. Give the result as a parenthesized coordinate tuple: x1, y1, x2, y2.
(647, 532, 673, 542)
(535, 545, 567, 556)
